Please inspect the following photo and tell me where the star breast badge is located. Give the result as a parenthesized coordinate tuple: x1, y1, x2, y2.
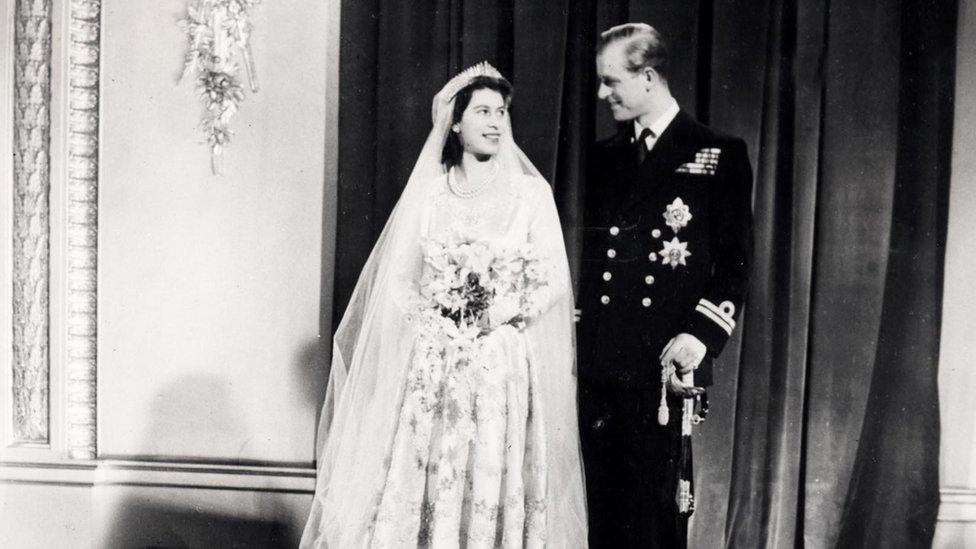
(663, 197, 693, 233)
(659, 237, 691, 269)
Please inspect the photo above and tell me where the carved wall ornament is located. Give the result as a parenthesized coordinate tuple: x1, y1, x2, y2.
(13, 0, 53, 445)
(8, 0, 100, 458)
(65, 0, 101, 460)
(178, 0, 261, 175)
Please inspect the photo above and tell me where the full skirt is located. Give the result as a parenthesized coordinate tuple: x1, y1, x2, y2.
(369, 326, 548, 548)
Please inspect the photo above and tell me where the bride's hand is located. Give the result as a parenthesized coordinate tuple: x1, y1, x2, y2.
(487, 295, 520, 330)
(431, 89, 455, 124)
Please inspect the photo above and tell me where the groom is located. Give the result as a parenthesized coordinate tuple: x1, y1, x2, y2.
(577, 23, 753, 547)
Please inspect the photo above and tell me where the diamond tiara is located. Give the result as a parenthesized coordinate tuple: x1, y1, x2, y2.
(432, 61, 505, 120)
(441, 61, 503, 100)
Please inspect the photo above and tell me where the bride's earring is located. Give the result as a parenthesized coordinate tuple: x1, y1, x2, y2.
(452, 125, 460, 133)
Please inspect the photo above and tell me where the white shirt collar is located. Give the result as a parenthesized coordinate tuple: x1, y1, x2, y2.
(633, 97, 680, 144)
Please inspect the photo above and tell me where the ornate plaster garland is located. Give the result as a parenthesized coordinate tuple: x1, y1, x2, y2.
(178, 0, 260, 175)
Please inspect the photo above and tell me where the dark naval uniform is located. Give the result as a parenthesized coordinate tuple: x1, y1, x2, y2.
(577, 110, 753, 548)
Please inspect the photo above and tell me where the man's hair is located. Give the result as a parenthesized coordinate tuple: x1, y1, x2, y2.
(442, 75, 513, 168)
(597, 23, 669, 81)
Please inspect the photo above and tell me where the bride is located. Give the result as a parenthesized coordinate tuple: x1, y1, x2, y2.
(300, 62, 587, 548)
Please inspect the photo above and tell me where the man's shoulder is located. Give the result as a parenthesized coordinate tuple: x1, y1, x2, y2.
(590, 129, 630, 175)
(675, 113, 747, 152)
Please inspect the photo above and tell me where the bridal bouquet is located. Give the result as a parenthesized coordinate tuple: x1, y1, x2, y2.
(416, 233, 551, 345)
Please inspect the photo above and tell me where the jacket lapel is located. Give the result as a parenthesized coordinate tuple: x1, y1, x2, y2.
(614, 111, 693, 218)
(595, 128, 636, 218)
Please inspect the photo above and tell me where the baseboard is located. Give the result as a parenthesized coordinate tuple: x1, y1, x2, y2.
(939, 487, 976, 523)
(0, 460, 316, 494)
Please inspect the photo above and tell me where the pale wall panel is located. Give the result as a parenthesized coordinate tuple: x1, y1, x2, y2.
(940, 0, 976, 493)
(936, 0, 976, 545)
(98, 0, 331, 463)
(0, 484, 94, 549)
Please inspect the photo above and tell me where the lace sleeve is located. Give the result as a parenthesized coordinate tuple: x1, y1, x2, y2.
(526, 177, 570, 316)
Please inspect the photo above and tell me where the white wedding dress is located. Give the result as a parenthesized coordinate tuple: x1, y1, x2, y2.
(301, 62, 586, 549)
(369, 171, 564, 548)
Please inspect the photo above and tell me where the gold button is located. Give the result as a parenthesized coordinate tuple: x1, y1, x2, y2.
(645, 275, 655, 285)
(652, 229, 662, 238)
(648, 252, 658, 262)
(600, 295, 610, 305)
(609, 226, 620, 236)
(607, 249, 616, 258)
(642, 297, 652, 307)
(602, 271, 612, 281)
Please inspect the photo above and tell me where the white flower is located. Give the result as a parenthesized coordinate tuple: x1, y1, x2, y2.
(457, 242, 492, 282)
(417, 236, 552, 346)
(663, 197, 693, 233)
(442, 317, 480, 344)
(524, 257, 549, 283)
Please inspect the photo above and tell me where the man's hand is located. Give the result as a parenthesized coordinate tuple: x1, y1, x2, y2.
(660, 333, 707, 375)
(663, 364, 704, 397)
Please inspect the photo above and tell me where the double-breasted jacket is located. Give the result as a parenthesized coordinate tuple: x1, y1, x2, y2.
(577, 110, 754, 388)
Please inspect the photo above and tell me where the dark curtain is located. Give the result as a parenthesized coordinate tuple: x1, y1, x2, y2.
(332, 1, 957, 547)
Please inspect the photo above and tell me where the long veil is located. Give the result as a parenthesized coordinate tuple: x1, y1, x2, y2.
(301, 62, 587, 548)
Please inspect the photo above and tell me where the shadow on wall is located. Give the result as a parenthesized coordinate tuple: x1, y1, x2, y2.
(105, 499, 295, 549)
(124, 375, 247, 461)
(100, 375, 305, 547)
(295, 337, 329, 413)
(117, 370, 325, 465)
(294, 336, 329, 460)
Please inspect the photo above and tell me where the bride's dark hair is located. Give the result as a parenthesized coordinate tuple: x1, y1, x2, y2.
(442, 75, 513, 168)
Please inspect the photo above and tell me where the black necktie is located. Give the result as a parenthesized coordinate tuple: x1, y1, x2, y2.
(634, 128, 653, 166)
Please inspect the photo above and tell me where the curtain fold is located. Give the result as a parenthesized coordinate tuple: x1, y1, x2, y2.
(835, 0, 956, 546)
(801, 2, 902, 544)
(693, 1, 771, 543)
(332, 1, 957, 546)
(724, 0, 813, 544)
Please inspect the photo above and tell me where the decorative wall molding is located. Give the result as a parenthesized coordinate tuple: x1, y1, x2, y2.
(64, 0, 100, 460)
(939, 488, 976, 523)
(8, 0, 100, 458)
(0, 461, 316, 493)
(12, 0, 53, 445)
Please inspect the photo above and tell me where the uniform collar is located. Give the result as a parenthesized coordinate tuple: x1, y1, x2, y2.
(633, 97, 680, 142)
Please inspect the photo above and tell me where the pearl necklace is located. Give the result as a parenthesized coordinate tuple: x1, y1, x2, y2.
(448, 161, 499, 198)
